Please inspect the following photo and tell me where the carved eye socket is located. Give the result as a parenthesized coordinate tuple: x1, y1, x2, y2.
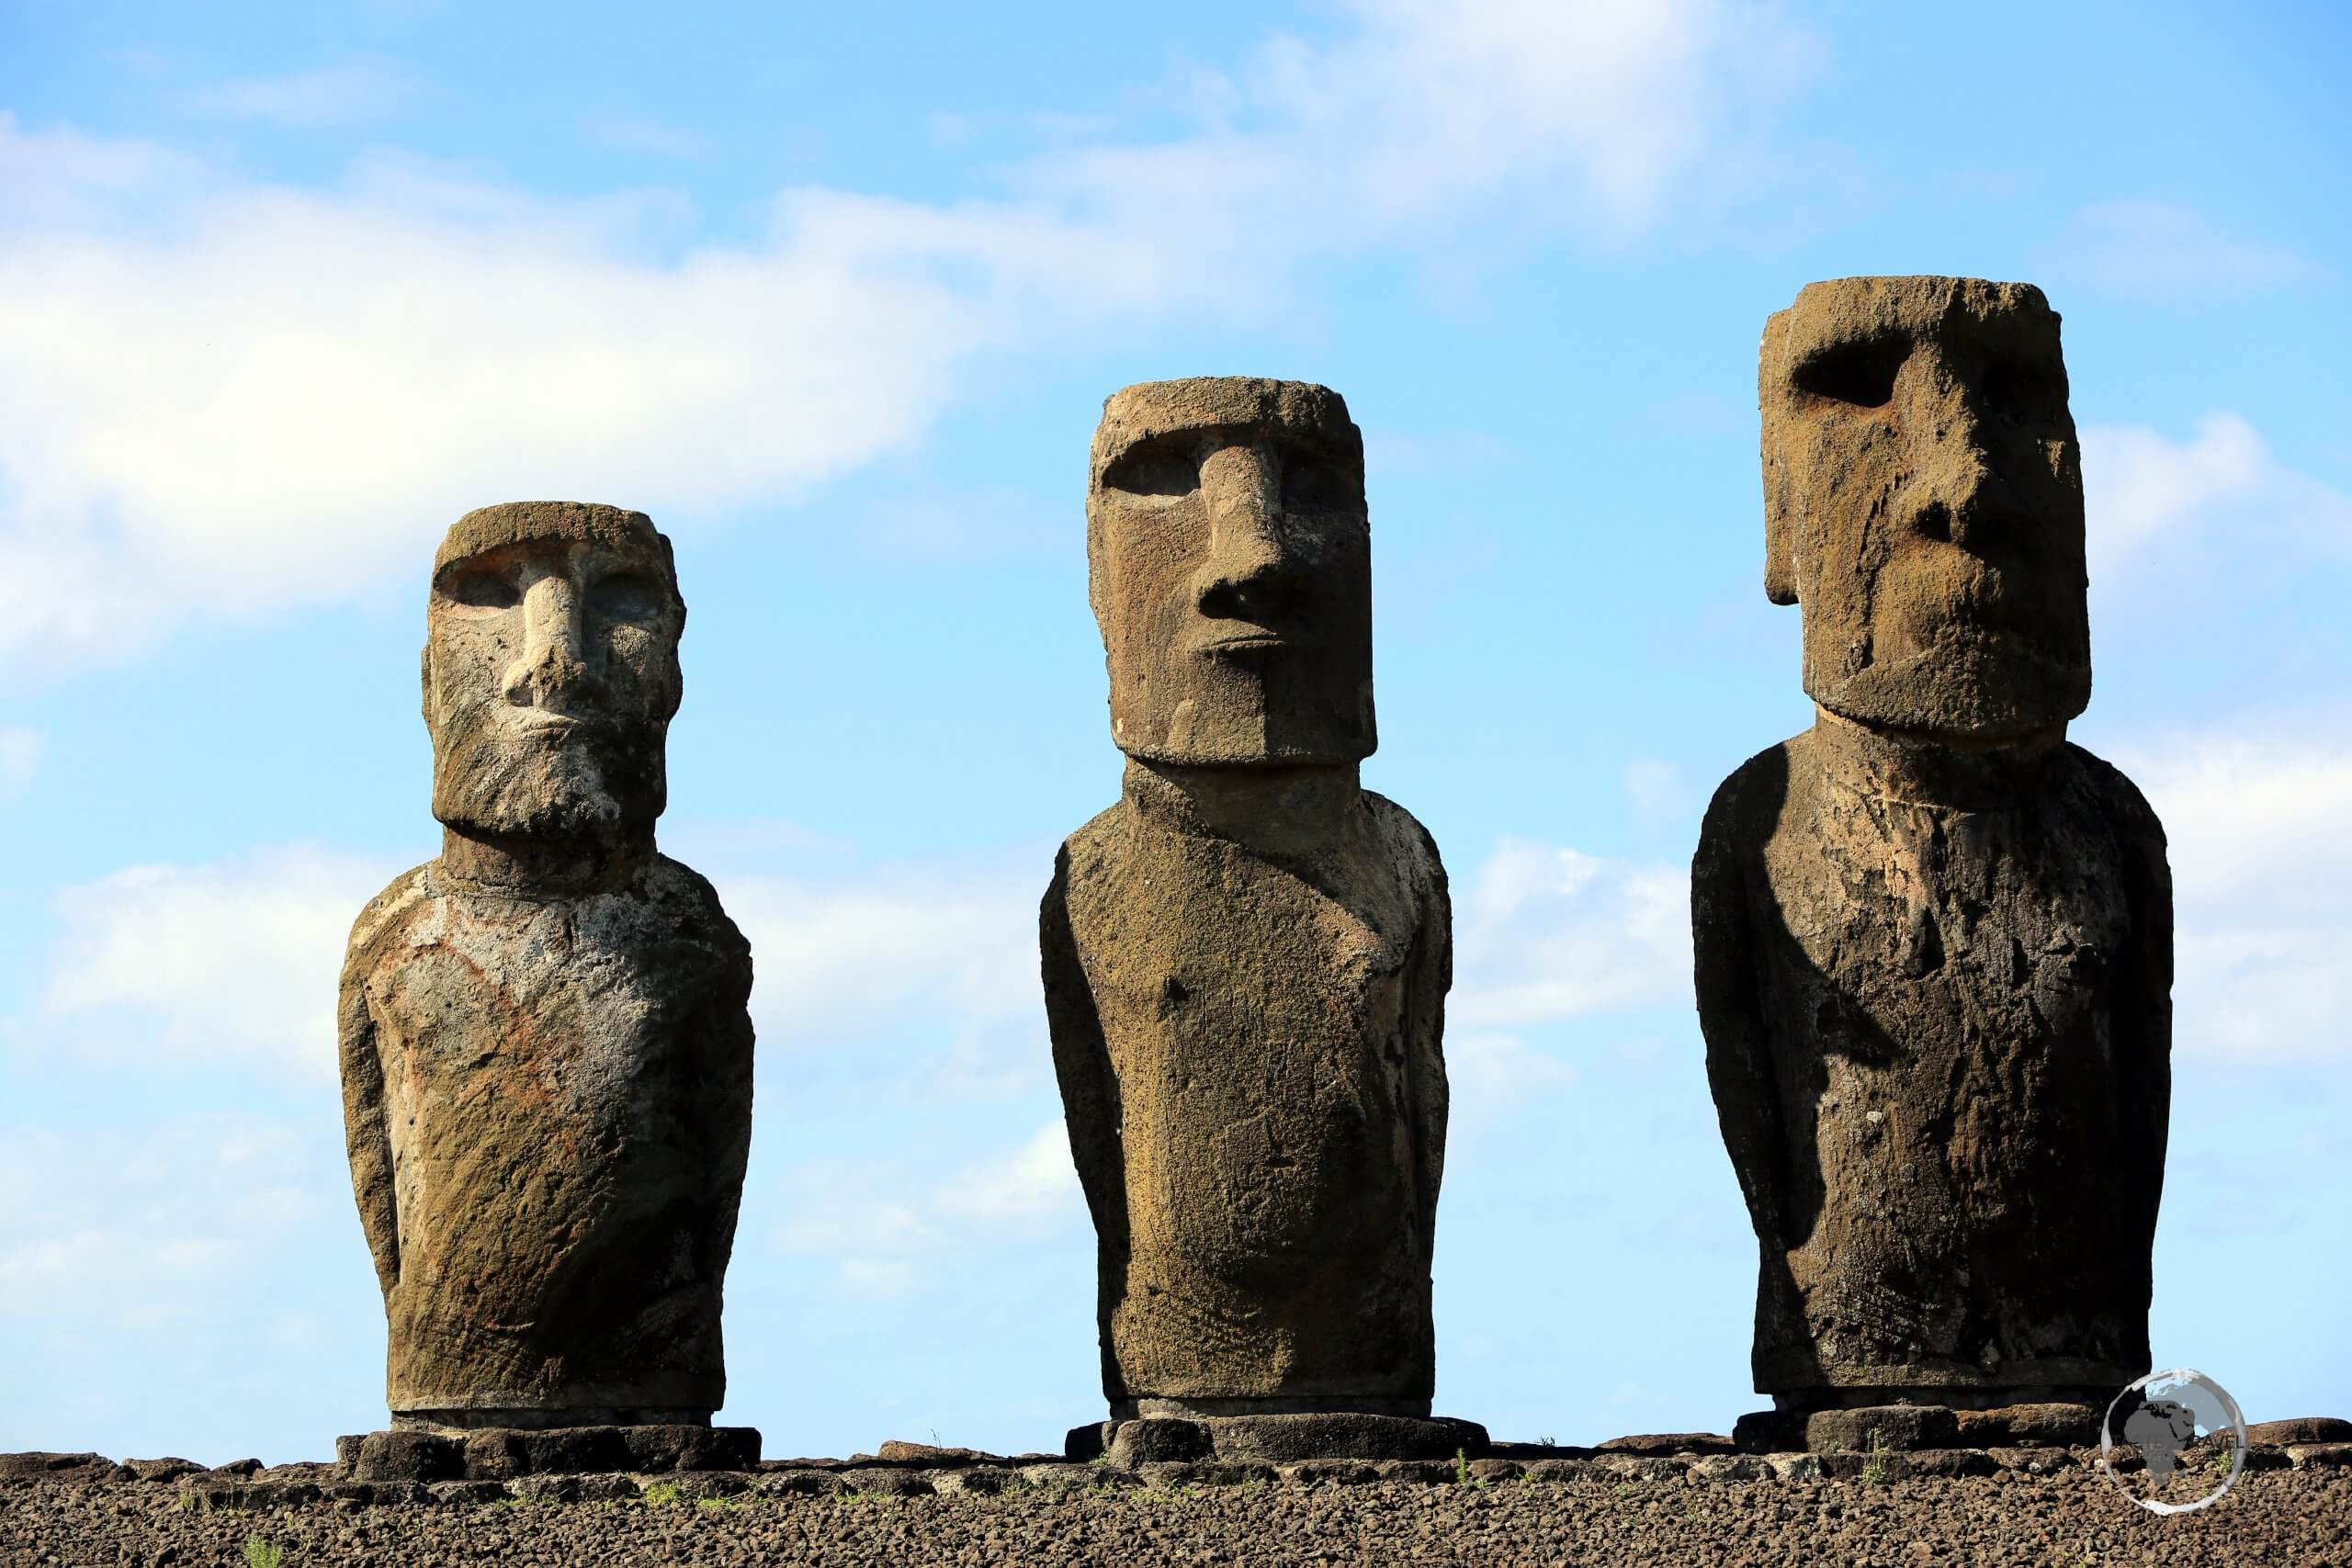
(590, 573, 663, 619)
(1281, 451, 1351, 512)
(1104, 442, 1201, 498)
(440, 568, 519, 610)
(1792, 335, 1907, 409)
(1979, 358, 2061, 422)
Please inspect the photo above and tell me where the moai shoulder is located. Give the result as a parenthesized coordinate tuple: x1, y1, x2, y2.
(1043, 378, 1474, 1464)
(1694, 279, 2173, 1430)
(337, 502, 756, 1451)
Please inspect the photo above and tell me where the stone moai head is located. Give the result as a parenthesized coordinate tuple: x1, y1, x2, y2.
(424, 502, 685, 840)
(1760, 276, 2090, 739)
(1087, 378, 1375, 767)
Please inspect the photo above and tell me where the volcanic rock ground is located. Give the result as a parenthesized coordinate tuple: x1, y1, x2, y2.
(6, 1458, 2349, 1566)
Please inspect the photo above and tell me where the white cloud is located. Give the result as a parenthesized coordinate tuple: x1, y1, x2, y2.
(771, 1120, 1081, 1302)
(40, 844, 398, 1077)
(2111, 728, 2352, 1066)
(1452, 836, 1690, 1028)
(0, 0, 1815, 680)
(579, 112, 713, 161)
(187, 59, 419, 126)
(717, 856, 1040, 1063)
(2048, 199, 2321, 299)
(2084, 413, 2352, 589)
(934, 1119, 1081, 1226)
(0, 727, 40, 799)
(0, 1115, 324, 1325)
(1447, 1030, 1579, 1121)
(1622, 759, 1691, 826)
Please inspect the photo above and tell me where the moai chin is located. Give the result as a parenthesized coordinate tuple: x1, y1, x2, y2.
(1044, 378, 1478, 1463)
(339, 502, 756, 1444)
(1695, 279, 2173, 1429)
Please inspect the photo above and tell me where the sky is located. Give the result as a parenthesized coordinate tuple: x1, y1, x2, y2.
(1, 0, 2346, 1465)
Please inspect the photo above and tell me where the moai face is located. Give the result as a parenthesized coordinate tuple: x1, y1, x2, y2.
(1761, 276, 2091, 738)
(424, 502, 685, 840)
(1088, 378, 1375, 767)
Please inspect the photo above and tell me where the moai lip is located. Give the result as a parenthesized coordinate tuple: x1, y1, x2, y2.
(338, 502, 757, 1453)
(1697, 281, 2173, 1421)
(1044, 378, 1473, 1460)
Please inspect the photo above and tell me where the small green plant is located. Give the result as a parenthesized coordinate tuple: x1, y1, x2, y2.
(1860, 1432, 1893, 1486)
(640, 1481, 684, 1506)
(243, 1537, 285, 1568)
(176, 1488, 201, 1514)
(1453, 1447, 1471, 1485)
(1613, 1481, 1636, 1498)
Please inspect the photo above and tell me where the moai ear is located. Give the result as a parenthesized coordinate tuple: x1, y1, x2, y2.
(1762, 457, 1799, 607)
(1759, 310, 1800, 606)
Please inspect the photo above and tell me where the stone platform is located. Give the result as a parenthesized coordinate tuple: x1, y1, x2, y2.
(1067, 1413, 1488, 1465)
(1731, 1402, 2106, 1454)
(8, 1417, 2347, 1516)
(335, 1425, 762, 1482)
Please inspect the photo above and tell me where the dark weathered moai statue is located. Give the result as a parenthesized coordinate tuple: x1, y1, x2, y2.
(1695, 279, 2173, 1438)
(1044, 378, 1478, 1464)
(339, 502, 756, 1463)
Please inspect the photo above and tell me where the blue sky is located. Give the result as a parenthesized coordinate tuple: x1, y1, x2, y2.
(2, 0, 2346, 1463)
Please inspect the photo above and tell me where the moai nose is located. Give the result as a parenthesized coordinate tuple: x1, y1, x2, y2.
(1898, 352, 2012, 550)
(502, 574, 591, 706)
(1193, 444, 1298, 623)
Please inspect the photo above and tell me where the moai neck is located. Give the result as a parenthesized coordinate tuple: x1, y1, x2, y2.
(437, 826, 655, 897)
(1810, 705, 2069, 812)
(1123, 757, 1362, 857)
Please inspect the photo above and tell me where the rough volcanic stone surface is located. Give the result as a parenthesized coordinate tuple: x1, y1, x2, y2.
(1046, 379, 1454, 1422)
(31, 1465, 2334, 1566)
(340, 502, 755, 1428)
(0, 1453, 107, 1477)
(1107, 1418, 1215, 1467)
(1697, 279, 2171, 1412)
(1597, 1433, 1737, 1457)
(343, 1425, 758, 1482)
(873, 1442, 994, 1465)
(2247, 1416, 2352, 1445)
(1953, 1403, 2101, 1449)
(1104, 1413, 1481, 1466)
(1806, 1406, 1962, 1453)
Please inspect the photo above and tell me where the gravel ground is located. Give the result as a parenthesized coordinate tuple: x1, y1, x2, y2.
(6, 1464, 2350, 1567)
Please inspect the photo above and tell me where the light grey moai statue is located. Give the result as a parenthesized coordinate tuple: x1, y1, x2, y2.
(1043, 378, 1481, 1465)
(1695, 279, 2173, 1447)
(338, 502, 757, 1472)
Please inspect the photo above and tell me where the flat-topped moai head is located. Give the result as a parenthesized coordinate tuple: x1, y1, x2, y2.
(425, 501, 685, 846)
(341, 501, 755, 1444)
(1049, 378, 1470, 1462)
(1760, 276, 2090, 739)
(1088, 377, 1374, 768)
(1695, 281, 2173, 1428)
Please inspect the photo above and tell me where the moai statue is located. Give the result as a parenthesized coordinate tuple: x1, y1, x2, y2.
(338, 502, 757, 1473)
(1694, 278, 2173, 1442)
(1043, 378, 1478, 1465)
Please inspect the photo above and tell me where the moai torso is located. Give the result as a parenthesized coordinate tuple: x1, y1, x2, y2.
(339, 502, 754, 1427)
(1047, 378, 1453, 1416)
(1046, 775, 1449, 1408)
(1697, 726, 2169, 1400)
(1697, 278, 2173, 1409)
(344, 857, 752, 1418)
